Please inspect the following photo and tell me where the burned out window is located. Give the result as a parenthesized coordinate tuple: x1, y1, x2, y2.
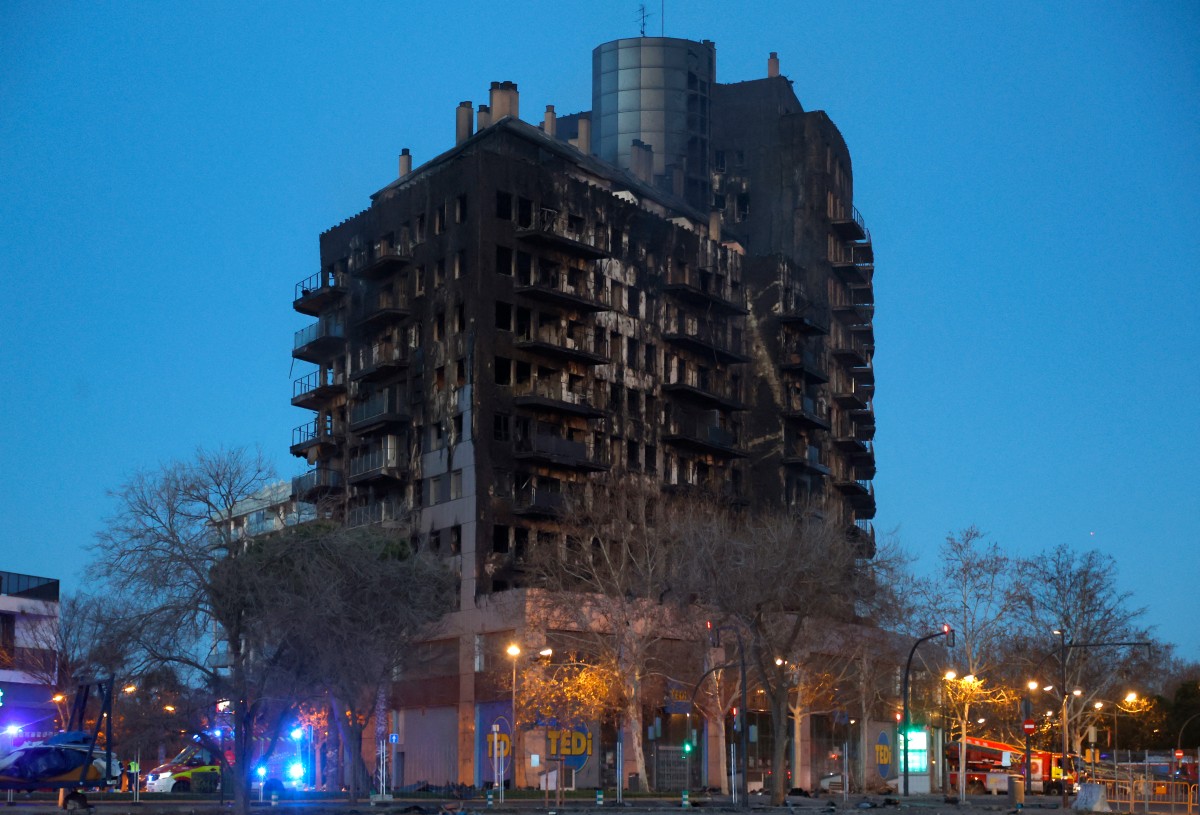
(496, 191, 512, 220)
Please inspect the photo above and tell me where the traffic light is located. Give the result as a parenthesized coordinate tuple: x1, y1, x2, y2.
(942, 624, 955, 648)
(706, 621, 720, 647)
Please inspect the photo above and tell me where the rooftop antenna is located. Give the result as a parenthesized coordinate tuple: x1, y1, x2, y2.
(636, 3, 653, 37)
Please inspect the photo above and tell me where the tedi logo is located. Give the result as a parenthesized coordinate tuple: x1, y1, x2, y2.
(875, 731, 892, 780)
(547, 727, 593, 771)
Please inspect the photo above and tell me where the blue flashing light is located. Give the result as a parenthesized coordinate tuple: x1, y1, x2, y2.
(212, 728, 222, 738)
(287, 762, 304, 780)
(290, 727, 304, 740)
(4, 725, 18, 736)
(256, 766, 266, 778)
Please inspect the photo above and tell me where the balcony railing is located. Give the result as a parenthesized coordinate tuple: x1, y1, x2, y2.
(291, 416, 336, 457)
(662, 264, 747, 315)
(350, 342, 409, 381)
(357, 243, 415, 279)
(661, 315, 748, 364)
(346, 500, 407, 528)
(831, 205, 869, 242)
(514, 265, 611, 312)
(293, 270, 345, 316)
(293, 319, 345, 362)
(512, 488, 565, 516)
(511, 378, 606, 418)
(515, 324, 608, 364)
(349, 390, 409, 431)
(355, 289, 410, 328)
(662, 418, 743, 457)
(780, 347, 829, 383)
(783, 443, 830, 474)
(515, 433, 608, 471)
(515, 208, 610, 259)
(783, 394, 831, 430)
(292, 468, 341, 501)
(348, 443, 409, 482)
(292, 368, 345, 408)
(662, 367, 743, 410)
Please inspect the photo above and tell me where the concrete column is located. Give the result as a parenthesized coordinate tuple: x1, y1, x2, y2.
(709, 209, 722, 242)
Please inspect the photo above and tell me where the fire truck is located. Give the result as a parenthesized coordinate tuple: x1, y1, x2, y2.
(946, 736, 1079, 795)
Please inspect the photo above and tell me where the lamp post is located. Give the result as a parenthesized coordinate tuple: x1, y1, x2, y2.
(505, 644, 521, 802)
(900, 624, 953, 797)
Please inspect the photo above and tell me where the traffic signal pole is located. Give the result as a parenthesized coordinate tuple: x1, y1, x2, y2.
(902, 625, 954, 797)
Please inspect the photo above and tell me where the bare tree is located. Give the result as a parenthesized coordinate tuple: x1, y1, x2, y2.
(675, 503, 861, 805)
(1010, 544, 1154, 753)
(92, 446, 288, 815)
(262, 521, 455, 801)
(914, 526, 1015, 798)
(525, 477, 689, 791)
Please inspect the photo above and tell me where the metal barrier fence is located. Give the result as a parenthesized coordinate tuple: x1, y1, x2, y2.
(1093, 778, 1198, 812)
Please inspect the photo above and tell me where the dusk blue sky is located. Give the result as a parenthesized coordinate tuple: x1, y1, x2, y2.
(2, 3, 1197, 663)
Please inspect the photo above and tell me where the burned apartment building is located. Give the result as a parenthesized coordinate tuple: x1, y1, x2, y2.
(289, 38, 874, 790)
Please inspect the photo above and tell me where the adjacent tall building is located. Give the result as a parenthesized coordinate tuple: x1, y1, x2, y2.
(289, 38, 876, 792)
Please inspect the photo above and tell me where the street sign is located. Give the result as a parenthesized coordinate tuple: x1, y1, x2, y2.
(1175, 749, 1184, 760)
(1023, 719, 1037, 735)
(389, 733, 398, 744)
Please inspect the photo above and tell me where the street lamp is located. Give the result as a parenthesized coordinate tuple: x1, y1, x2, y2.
(506, 644, 520, 802)
(900, 624, 954, 797)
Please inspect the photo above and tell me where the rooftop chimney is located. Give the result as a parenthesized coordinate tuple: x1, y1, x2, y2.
(456, 101, 474, 145)
(543, 105, 556, 137)
(489, 80, 519, 120)
(768, 51, 780, 78)
(398, 148, 412, 177)
(477, 104, 492, 129)
(577, 114, 591, 155)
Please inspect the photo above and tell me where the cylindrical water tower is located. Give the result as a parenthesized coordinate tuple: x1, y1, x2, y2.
(592, 37, 715, 209)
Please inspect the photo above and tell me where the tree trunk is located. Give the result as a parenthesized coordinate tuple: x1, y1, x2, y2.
(707, 709, 729, 794)
(770, 694, 790, 805)
(790, 712, 804, 792)
(957, 702, 970, 799)
(625, 696, 649, 791)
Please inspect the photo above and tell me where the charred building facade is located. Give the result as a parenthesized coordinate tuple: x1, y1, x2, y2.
(289, 38, 874, 790)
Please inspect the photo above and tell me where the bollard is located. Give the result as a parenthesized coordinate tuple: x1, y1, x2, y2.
(596, 788, 604, 806)
(487, 787, 494, 807)
(681, 789, 690, 808)
(270, 792, 279, 807)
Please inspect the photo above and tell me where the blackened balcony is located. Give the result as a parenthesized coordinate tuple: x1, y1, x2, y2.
(348, 442, 410, 484)
(782, 394, 831, 431)
(663, 265, 748, 315)
(780, 348, 829, 384)
(512, 378, 607, 418)
(833, 425, 871, 457)
(515, 324, 608, 365)
(832, 260, 874, 286)
(662, 316, 749, 364)
(346, 500, 407, 528)
(293, 319, 345, 363)
(662, 368, 744, 411)
(831, 205, 868, 242)
(834, 380, 871, 411)
(350, 342, 409, 381)
(515, 265, 611, 313)
(662, 418, 744, 458)
(831, 336, 870, 368)
(512, 488, 565, 517)
(782, 443, 830, 475)
(293, 270, 346, 316)
(357, 243, 415, 279)
(292, 368, 345, 409)
(832, 299, 874, 326)
(849, 519, 876, 558)
(779, 301, 830, 336)
(515, 208, 610, 259)
(290, 416, 338, 458)
(515, 433, 609, 472)
(354, 289, 410, 329)
(834, 476, 875, 512)
(292, 467, 341, 502)
(348, 390, 410, 433)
